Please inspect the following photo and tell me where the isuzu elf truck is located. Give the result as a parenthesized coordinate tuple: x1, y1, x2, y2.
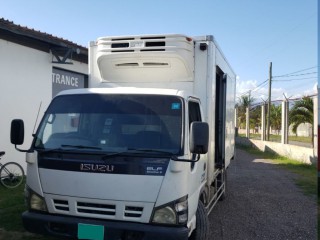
(11, 34, 236, 240)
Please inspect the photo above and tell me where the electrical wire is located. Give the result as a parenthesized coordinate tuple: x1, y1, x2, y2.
(273, 66, 318, 78)
(273, 77, 317, 82)
(273, 71, 317, 78)
(238, 79, 269, 97)
(237, 66, 318, 97)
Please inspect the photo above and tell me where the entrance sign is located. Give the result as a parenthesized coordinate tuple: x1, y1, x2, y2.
(52, 68, 86, 97)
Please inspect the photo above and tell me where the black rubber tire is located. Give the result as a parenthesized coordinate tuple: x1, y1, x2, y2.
(189, 201, 209, 240)
(0, 162, 24, 188)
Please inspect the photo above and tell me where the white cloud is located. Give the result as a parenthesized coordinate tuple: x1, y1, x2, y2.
(236, 79, 284, 102)
(287, 83, 317, 99)
(236, 79, 257, 96)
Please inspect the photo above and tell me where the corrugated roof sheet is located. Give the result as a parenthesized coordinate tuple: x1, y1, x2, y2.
(0, 18, 88, 63)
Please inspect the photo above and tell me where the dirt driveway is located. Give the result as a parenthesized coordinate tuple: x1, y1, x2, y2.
(208, 148, 317, 240)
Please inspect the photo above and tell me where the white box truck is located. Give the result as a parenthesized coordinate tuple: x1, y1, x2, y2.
(11, 34, 236, 240)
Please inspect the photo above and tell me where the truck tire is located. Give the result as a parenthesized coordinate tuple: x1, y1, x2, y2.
(189, 201, 209, 240)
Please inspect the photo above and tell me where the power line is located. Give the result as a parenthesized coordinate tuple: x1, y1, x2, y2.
(250, 82, 269, 96)
(253, 79, 269, 91)
(273, 71, 317, 78)
(273, 77, 317, 82)
(238, 79, 269, 97)
(273, 66, 318, 78)
(237, 66, 318, 97)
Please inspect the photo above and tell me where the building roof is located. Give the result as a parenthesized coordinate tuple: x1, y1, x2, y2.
(0, 18, 88, 64)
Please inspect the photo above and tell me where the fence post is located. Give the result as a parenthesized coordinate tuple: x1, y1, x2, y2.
(261, 104, 266, 141)
(314, 95, 318, 158)
(281, 100, 289, 144)
(235, 107, 239, 137)
(235, 107, 238, 127)
(246, 107, 250, 138)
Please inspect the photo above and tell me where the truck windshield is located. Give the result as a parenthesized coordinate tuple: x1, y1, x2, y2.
(34, 94, 183, 155)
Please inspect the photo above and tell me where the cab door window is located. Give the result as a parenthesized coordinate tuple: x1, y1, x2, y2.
(188, 101, 202, 127)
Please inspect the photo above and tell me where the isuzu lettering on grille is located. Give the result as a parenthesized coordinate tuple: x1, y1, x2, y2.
(80, 164, 115, 173)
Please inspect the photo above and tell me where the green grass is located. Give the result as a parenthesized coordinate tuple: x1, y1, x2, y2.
(238, 133, 312, 144)
(237, 144, 317, 197)
(0, 181, 56, 240)
(288, 135, 312, 143)
(273, 157, 316, 196)
(0, 183, 25, 232)
(239, 133, 282, 142)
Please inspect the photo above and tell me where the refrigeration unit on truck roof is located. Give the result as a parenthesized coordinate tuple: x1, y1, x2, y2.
(92, 34, 195, 83)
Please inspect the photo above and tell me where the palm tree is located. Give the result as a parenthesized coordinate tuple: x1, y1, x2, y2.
(237, 95, 255, 129)
(270, 104, 282, 134)
(289, 96, 314, 145)
(250, 106, 261, 133)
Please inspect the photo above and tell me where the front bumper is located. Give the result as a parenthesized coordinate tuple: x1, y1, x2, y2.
(22, 211, 189, 240)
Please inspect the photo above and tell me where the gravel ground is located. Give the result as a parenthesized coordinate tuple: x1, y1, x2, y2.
(208, 148, 317, 240)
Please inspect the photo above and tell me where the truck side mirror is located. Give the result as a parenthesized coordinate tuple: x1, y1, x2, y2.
(190, 122, 209, 154)
(11, 119, 25, 145)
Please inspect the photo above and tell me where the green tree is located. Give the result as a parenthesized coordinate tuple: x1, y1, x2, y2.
(270, 104, 282, 134)
(289, 96, 314, 145)
(249, 106, 261, 133)
(237, 95, 255, 129)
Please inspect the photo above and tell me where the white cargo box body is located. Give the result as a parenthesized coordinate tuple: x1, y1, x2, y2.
(89, 34, 236, 180)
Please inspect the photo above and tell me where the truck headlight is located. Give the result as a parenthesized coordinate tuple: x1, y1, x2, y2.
(152, 196, 188, 225)
(153, 206, 176, 224)
(25, 186, 48, 212)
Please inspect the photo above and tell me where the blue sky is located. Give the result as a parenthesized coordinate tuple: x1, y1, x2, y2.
(0, 0, 317, 103)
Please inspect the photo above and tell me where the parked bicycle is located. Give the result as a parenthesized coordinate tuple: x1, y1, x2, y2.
(0, 151, 24, 188)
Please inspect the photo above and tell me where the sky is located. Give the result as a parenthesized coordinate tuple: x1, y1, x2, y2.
(0, 0, 318, 104)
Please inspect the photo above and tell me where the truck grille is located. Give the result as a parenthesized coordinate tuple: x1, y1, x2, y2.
(53, 199, 69, 212)
(77, 202, 116, 216)
(47, 195, 151, 222)
(124, 206, 143, 218)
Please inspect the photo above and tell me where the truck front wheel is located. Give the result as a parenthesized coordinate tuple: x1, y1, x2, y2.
(189, 201, 209, 240)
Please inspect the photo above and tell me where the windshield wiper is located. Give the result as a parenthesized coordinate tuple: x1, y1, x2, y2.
(102, 148, 174, 160)
(127, 148, 174, 156)
(102, 150, 130, 160)
(61, 145, 102, 150)
(36, 147, 65, 153)
(36, 145, 102, 153)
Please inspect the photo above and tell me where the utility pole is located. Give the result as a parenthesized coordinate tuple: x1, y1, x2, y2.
(267, 62, 272, 141)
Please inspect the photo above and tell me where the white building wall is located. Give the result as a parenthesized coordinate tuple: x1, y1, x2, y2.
(288, 123, 312, 137)
(0, 39, 87, 170)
